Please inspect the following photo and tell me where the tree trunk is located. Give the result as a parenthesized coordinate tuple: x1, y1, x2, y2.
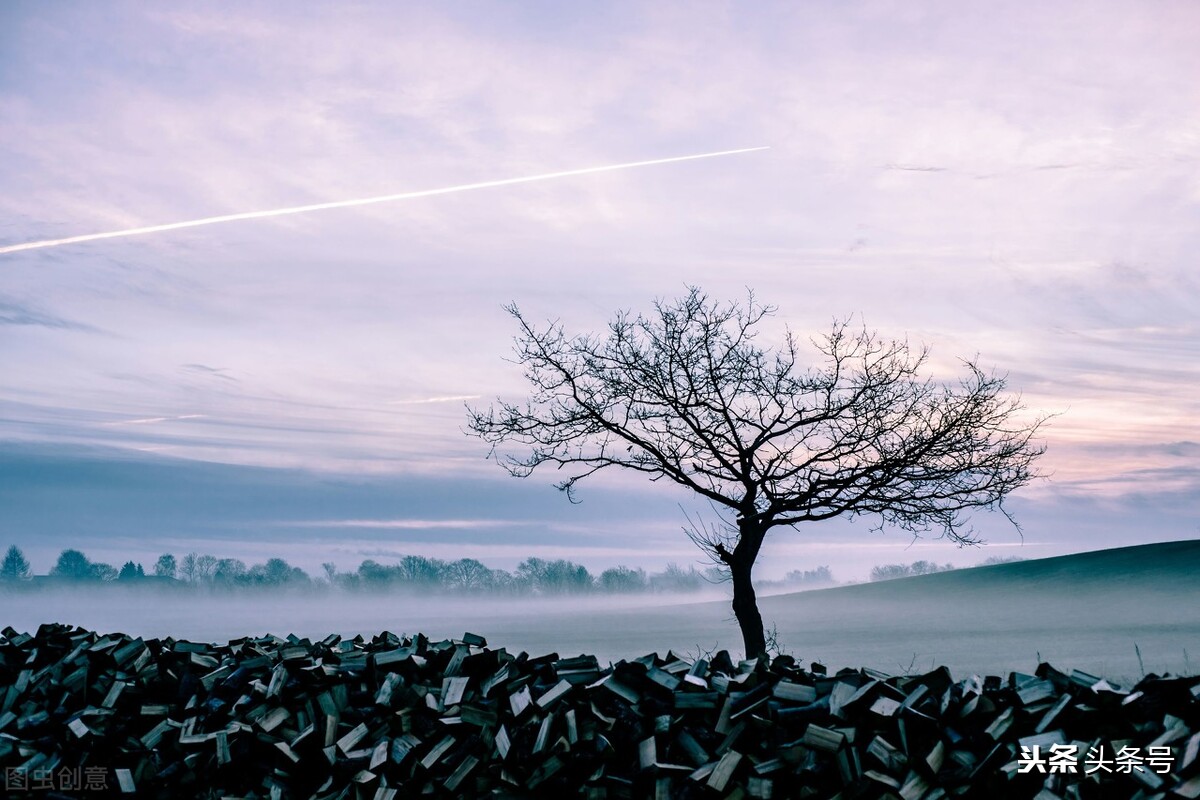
(730, 558, 766, 661)
(730, 522, 768, 662)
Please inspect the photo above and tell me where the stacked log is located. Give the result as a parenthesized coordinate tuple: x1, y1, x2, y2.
(1, 623, 1197, 798)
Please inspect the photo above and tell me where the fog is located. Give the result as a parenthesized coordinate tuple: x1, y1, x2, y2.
(0, 586, 731, 661)
(5, 556, 1197, 688)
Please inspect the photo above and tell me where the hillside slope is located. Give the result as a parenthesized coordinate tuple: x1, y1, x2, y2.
(772, 538, 1200, 604)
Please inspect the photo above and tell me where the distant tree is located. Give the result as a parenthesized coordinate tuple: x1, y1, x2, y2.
(249, 558, 285, 585)
(214, 558, 247, 584)
(396, 555, 447, 587)
(247, 558, 308, 586)
(513, 558, 544, 592)
(557, 560, 594, 593)
(357, 559, 393, 586)
(468, 288, 1046, 658)
(322, 562, 338, 584)
(702, 566, 729, 584)
(870, 563, 909, 582)
(650, 563, 705, 593)
(50, 549, 95, 581)
(445, 558, 495, 592)
(180, 553, 199, 583)
(517, 558, 593, 594)
(194, 554, 218, 582)
(979, 555, 1025, 566)
(1, 545, 31, 581)
(599, 565, 648, 593)
(153, 554, 177, 579)
(488, 568, 519, 595)
(869, 560, 955, 582)
(91, 563, 118, 582)
(118, 561, 144, 581)
(782, 566, 835, 587)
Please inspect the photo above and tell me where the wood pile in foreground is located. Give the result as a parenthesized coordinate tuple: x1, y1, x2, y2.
(1, 624, 1198, 799)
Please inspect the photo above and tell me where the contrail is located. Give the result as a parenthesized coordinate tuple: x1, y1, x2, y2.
(101, 413, 207, 426)
(0, 146, 768, 256)
(388, 394, 482, 405)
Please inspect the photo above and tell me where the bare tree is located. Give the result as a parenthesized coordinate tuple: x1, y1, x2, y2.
(445, 558, 496, 592)
(194, 554, 218, 583)
(467, 288, 1046, 660)
(179, 552, 198, 583)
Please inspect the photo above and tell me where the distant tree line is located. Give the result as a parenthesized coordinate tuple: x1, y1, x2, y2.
(0, 545, 786, 596)
(869, 560, 957, 582)
(0, 546, 316, 589)
(4, 544, 1022, 591)
(867, 556, 1024, 582)
(329, 556, 723, 595)
(770, 566, 835, 589)
(978, 555, 1025, 566)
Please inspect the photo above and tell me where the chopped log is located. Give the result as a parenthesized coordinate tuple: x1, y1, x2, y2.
(707, 750, 743, 791)
(1, 624, 1196, 799)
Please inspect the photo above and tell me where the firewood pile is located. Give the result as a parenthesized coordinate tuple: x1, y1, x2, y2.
(1, 623, 1198, 799)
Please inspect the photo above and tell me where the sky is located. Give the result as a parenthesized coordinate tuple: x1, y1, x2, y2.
(1, 1, 1198, 582)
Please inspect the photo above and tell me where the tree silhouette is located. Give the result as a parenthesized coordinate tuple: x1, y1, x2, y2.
(50, 549, 95, 581)
(91, 562, 118, 582)
(154, 553, 177, 579)
(118, 561, 144, 581)
(214, 558, 247, 584)
(599, 565, 648, 593)
(247, 558, 308, 585)
(516, 558, 594, 594)
(445, 558, 496, 591)
(194, 554, 218, 582)
(468, 288, 1046, 659)
(1, 545, 31, 581)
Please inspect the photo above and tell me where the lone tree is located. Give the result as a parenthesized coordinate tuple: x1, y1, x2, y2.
(467, 288, 1045, 660)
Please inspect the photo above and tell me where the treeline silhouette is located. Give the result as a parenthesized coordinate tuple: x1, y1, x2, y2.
(868, 555, 1024, 582)
(0, 545, 837, 595)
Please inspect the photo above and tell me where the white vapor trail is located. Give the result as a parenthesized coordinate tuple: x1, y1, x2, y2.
(0, 147, 768, 256)
(388, 394, 482, 405)
(101, 413, 208, 426)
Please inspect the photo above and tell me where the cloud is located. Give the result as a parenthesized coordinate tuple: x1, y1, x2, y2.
(0, 1, 1195, 526)
(283, 518, 523, 530)
(181, 363, 238, 382)
(0, 298, 99, 332)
